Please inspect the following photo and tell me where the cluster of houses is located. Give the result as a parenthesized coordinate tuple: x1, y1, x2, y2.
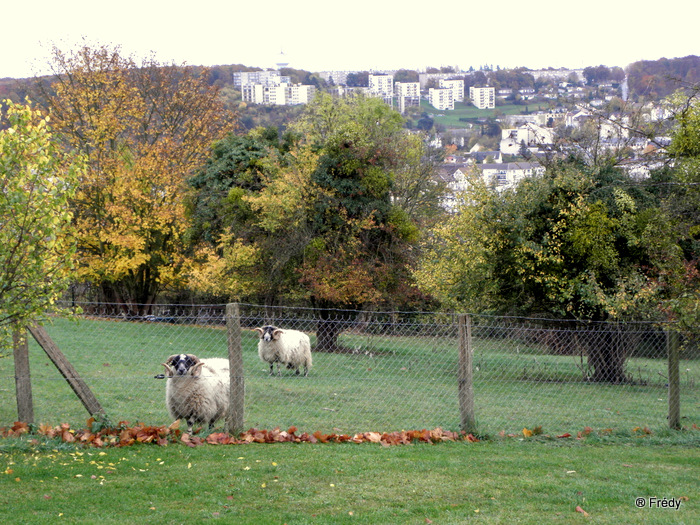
(434, 102, 673, 211)
(235, 58, 673, 212)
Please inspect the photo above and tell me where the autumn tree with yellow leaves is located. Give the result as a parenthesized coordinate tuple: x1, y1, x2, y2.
(35, 44, 235, 314)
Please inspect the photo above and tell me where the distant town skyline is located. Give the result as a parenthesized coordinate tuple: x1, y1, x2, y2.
(2, 0, 698, 79)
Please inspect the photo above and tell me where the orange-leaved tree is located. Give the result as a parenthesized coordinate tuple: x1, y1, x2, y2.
(35, 44, 236, 314)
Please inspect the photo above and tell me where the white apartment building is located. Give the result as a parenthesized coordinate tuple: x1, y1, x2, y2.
(288, 84, 315, 105)
(500, 123, 555, 154)
(395, 82, 420, 98)
(242, 84, 265, 104)
(429, 88, 454, 110)
(479, 162, 545, 191)
(418, 72, 466, 89)
(369, 74, 394, 96)
(242, 83, 316, 106)
(439, 79, 464, 102)
(395, 82, 421, 114)
(233, 70, 289, 87)
(265, 85, 288, 105)
(469, 86, 495, 109)
(319, 71, 350, 85)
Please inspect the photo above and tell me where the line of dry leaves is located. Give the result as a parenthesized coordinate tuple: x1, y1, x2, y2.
(0, 420, 480, 448)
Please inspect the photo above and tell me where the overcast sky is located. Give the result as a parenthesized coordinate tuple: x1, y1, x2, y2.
(3, 0, 698, 79)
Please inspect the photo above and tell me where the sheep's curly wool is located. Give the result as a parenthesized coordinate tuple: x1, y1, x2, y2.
(162, 354, 229, 433)
(255, 326, 312, 376)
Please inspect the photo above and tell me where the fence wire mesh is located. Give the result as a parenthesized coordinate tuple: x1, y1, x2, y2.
(1, 302, 698, 436)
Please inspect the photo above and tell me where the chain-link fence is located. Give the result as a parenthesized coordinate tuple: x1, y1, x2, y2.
(1, 302, 698, 436)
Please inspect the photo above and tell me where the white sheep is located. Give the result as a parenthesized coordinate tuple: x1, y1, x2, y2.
(162, 353, 230, 433)
(254, 325, 312, 376)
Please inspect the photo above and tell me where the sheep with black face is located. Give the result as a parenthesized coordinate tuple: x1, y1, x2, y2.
(255, 325, 312, 376)
(162, 353, 229, 433)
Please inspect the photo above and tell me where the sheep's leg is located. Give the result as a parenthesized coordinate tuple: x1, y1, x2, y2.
(269, 363, 274, 376)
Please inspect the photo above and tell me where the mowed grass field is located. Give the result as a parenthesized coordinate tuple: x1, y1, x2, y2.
(0, 438, 698, 524)
(0, 316, 698, 437)
(1, 317, 698, 523)
(420, 99, 550, 129)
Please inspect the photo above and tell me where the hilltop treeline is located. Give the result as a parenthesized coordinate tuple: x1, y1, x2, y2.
(626, 55, 700, 99)
(3, 55, 699, 108)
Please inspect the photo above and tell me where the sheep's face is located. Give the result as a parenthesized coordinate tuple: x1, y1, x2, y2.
(256, 325, 282, 342)
(164, 354, 201, 377)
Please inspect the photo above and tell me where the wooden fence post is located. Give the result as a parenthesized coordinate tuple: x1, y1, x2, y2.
(458, 314, 476, 433)
(13, 329, 34, 424)
(667, 330, 681, 430)
(225, 303, 245, 435)
(28, 324, 104, 417)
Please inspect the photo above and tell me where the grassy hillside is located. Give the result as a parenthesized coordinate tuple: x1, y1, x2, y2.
(421, 100, 550, 129)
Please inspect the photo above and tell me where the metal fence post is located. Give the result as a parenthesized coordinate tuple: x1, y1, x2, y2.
(667, 329, 681, 430)
(13, 329, 34, 424)
(458, 314, 476, 433)
(225, 303, 245, 435)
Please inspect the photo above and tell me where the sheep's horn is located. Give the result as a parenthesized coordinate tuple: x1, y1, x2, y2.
(191, 361, 205, 378)
(162, 363, 174, 378)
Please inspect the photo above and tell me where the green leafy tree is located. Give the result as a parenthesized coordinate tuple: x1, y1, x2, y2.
(393, 69, 420, 83)
(0, 100, 83, 346)
(652, 89, 700, 333)
(187, 126, 304, 304)
(345, 71, 369, 87)
(415, 162, 663, 382)
(190, 94, 443, 350)
(294, 94, 435, 349)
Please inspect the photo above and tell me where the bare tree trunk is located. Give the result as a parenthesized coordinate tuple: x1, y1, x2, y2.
(315, 308, 345, 352)
(314, 306, 354, 353)
(586, 325, 631, 383)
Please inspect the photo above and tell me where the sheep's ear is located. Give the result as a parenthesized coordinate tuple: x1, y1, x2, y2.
(272, 329, 283, 340)
(254, 327, 264, 338)
(164, 354, 178, 365)
(161, 363, 174, 378)
(191, 361, 205, 378)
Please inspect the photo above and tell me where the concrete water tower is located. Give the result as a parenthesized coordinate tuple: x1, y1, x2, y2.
(276, 51, 289, 70)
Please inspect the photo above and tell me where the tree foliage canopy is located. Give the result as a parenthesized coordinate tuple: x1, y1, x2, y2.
(414, 162, 664, 321)
(35, 44, 236, 313)
(188, 94, 444, 318)
(0, 100, 83, 345)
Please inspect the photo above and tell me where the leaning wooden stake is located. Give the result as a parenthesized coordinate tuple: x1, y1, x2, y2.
(225, 303, 245, 435)
(28, 324, 104, 417)
(667, 330, 681, 430)
(13, 329, 34, 423)
(458, 314, 476, 433)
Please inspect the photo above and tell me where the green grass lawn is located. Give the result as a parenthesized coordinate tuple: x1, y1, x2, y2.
(420, 100, 550, 129)
(0, 438, 697, 524)
(0, 316, 697, 437)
